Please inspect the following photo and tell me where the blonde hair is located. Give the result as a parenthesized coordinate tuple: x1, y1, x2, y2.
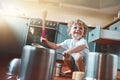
(67, 19, 88, 37)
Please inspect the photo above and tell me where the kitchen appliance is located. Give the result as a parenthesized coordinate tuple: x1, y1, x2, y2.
(84, 52, 118, 80)
(17, 45, 56, 80)
(26, 18, 58, 48)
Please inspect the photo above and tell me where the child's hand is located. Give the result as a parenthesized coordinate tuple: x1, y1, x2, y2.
(62, 50, 71, 58)
(40, 37, 47, 43)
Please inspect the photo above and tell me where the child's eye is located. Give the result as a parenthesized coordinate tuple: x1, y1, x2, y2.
(74, 27, 77, 29)
(73, 26, 83, 30)
(79, 27, 83, 30)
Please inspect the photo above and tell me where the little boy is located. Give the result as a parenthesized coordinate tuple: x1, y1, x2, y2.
(41, 19, 89, 74)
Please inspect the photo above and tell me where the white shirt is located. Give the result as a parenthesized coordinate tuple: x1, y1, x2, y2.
(59, 38, 89, 57)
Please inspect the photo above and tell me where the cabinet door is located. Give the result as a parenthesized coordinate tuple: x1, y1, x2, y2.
(56, 23, 71, 52)
(56, 23, 71, 59)
(56, 24, 70, 43)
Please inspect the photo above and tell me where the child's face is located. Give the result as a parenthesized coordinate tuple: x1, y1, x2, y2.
(69, 24, 84, 40)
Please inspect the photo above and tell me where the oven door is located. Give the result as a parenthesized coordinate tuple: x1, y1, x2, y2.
(26, 19, 57, 48)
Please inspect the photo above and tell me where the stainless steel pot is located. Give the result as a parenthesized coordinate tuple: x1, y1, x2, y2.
(17, 45, 56, 80)
(6, 58, 21, 79)
(84, 52, 118, 80)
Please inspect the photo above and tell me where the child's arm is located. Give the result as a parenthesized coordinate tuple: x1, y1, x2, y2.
(62, 44, 86, 56)
(69, 44, 86, 53)
(40, 37, 62, 49)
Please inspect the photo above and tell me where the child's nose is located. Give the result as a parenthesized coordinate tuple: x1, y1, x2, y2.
(76, 28, 80, 30)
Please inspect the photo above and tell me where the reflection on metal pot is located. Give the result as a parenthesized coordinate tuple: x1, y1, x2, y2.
(17, 45, 56, 80)
(84, 52, 118, 80)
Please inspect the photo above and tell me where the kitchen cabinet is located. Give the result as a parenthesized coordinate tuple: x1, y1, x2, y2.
(88, 26, 120, 44)
(56, 23, 71, 59)
(88, 18, 120, 69)
(85, 27, 100, 52)
(109, 21, 120, 31)
(107, 19, 120, 69)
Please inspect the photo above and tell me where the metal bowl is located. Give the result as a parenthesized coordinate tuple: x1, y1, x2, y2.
(6, 58, 21, 79)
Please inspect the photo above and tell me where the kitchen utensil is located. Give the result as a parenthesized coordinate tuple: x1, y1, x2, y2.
(84, 52, 118, 80)
(55, 63, 62, 76)
(31, 43, 45, 48)
(17, 45, 56, 80)
(31, 43, 63, 56)
(41, 9, 47, 38)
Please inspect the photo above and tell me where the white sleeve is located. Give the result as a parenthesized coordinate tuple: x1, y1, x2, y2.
(58, 39, 70, 49)
(77, 38, 89, 49)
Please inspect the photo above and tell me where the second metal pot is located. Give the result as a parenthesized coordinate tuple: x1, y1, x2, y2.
(84, 52, 118, 80)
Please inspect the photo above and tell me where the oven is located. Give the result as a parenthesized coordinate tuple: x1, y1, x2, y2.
(26, 18, 58, 48)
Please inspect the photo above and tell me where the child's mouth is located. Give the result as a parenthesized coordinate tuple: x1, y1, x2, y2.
(74, 32, 80, 34)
